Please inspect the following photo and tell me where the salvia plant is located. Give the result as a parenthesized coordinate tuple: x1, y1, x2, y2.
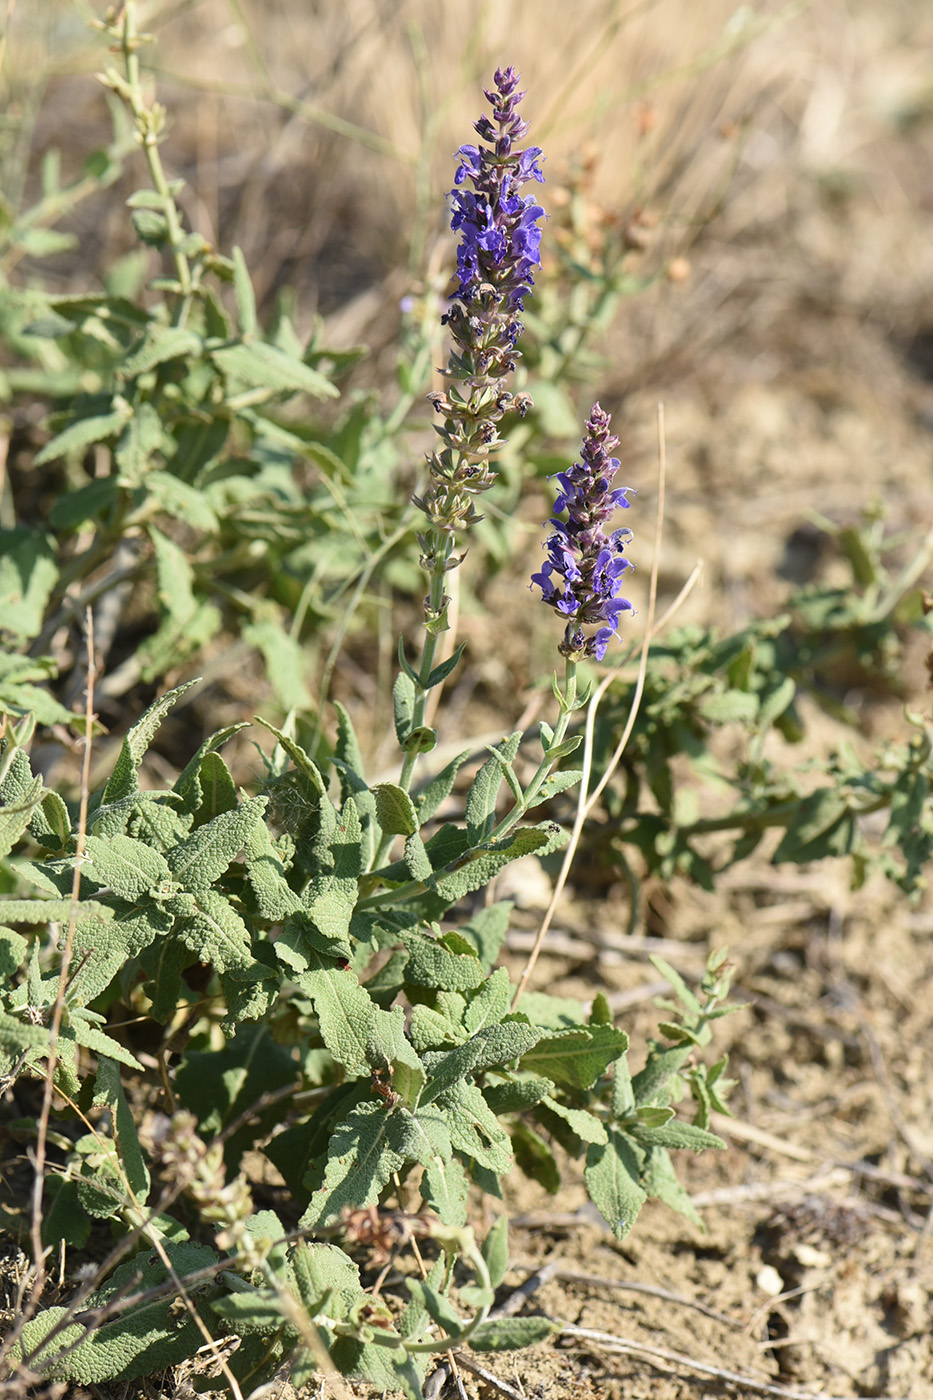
(1, 7, 933, 1399)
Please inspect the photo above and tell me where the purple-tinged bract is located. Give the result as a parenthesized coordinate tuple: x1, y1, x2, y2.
(532, 403, 635, 661)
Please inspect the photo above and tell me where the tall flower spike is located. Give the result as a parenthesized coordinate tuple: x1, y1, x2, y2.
(532, 403, 635, 661)
(414, 66, 545, 557)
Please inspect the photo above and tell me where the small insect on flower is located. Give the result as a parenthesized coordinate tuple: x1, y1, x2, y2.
(532, 402, 635, 661)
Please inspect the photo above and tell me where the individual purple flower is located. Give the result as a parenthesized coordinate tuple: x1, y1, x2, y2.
(532, 403, 635, 661)
(414, 66, 545, 545)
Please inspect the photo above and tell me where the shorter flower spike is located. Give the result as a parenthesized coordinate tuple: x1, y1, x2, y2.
(531, 403, 634, 661)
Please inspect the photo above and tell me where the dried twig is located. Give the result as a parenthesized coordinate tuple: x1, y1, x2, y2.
(554, 1269, 739, 1328)
(26, 609, 97, 1315)
(559, 1323, 912, 1400)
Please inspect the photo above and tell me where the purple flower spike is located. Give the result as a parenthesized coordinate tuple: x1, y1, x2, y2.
(414, 67, 545, 546)
(532, 403, 635, 661)
(446, 66, 544, 361)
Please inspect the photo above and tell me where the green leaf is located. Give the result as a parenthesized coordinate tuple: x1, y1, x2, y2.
(483, 1076, 554, 1114)
(120, 325, 203, 376)
(167, 795, 267, 891)
(642, 1145, 703, 1227)
(83, 834, 172, 900)
(102, 681, 199, 806)
(329, 1337, 423, 1400)
(537, 768, 584, 801)
(291, 1240, 362, 1313)
(211, 1288, 286, 1335)
(392, 671, 416, 747)
(437, 1081, 512, 1173)
(404, 931, 484, 992)
(0, 770, 44, 860)
(47, 477, 120, 530)
(520, 1025, 629, 1091)
(469, 1316, 558, 1351)
(541, 1096, 608, 1146)
(0, 898, 112, 925)
(630, 1044, 689, 1106)
(242, 821, 301, 921)
(414, 748, 472, 824)
(371, 782, 418, 838)
(0, 528, 58, 640)
(94, 1057, 150, 1202)
(34, 401, 132, 465)
(632, 1120, 726, 1153)
(19, 1242, 218, 1384)
(403, 830, 434, 884)
(406, 1278, 464, 1342)
(425, 643, 467, 689)
(650, 955, 702, 1015)
(773, 788, 854, 863)
(41, 1178, 92, 1249)
(759, 676, 796, 729)
(367, 1006, 426, 1109)
(611, 1052, 635, 1118)
(231, 245, 257, 337)
(584, 1127, 647, 1240)
(139, 934, 192, 1022)
(0, 929, 28, 977)
(301, 1102, 410, 1227)
(697, 690, 759, 725)
(422, 1153, 469, 1227)
(173, 723, 250, 813)
(414, 823, 567, 920)
(145, 471, 219, 531)
(509, 1119, 561, 1193)
(112, 402, 164, 484)
(177, 887, 254, 972)
(132, 207, 168, 245)
(24, 309, 77, 338)
(465, 734, 521, 844)
(301, 797, 363, 943)
(243, 616, 312, 712)
(69, 1019, 143, 1072)
(0, 1009, 51, 1053)
(481, 1213, 509, 1290)
(189, 751, 238, 824)
(463, 967, 512, 1034)
(458, 901, 512, 972)
(295, 949, 375, 1076)
(212, 340, 338, 398)
(333, 701, 376, 865)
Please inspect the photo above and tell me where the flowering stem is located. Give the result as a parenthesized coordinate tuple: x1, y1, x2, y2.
(397, 541, 451, 793)
(380, 66, 545, 859)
